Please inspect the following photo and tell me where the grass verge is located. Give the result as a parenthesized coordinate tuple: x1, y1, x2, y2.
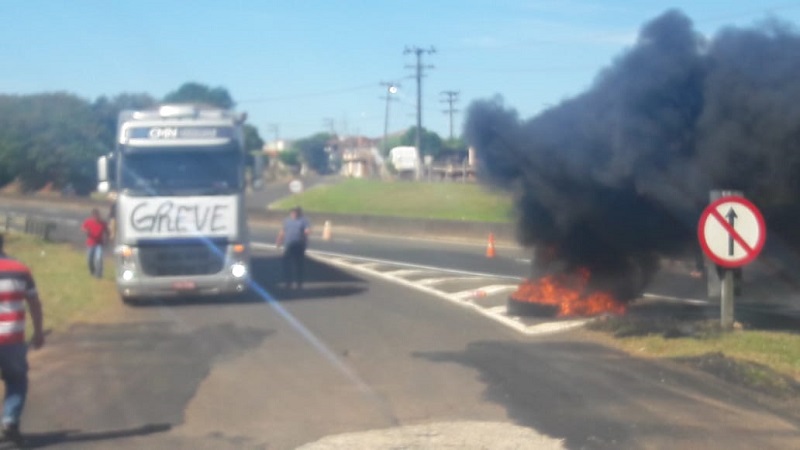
(272, 179, 513, 222)
(586, 316, 800, 397)
(4, 233, 117, 333)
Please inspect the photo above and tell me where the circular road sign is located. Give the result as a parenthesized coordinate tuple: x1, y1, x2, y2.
(289, 179, 303, 194)
(698, 195, 766, 268)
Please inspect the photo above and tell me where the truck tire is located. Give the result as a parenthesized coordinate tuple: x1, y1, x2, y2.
(121, 295, 139, 306)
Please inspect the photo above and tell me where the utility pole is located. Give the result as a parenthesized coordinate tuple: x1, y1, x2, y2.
(405, 45, 435, 180)
(264, 123, 280, 178)
(266, 123, 281, 158)
(380, 82, 399, 154)
(322, 118, 336, 136)
(440, 90, 460, 140)
(267, 123, 280, 143)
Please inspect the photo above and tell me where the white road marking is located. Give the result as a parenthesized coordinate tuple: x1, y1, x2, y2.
(303, 248, 523, 281)
(312, 253, 581, 336)
(525, 320, 588, 336)
(642, 293, 709, 305)
(487, 305, 507, 315)
(354, 262, 385, 270)
(381, 269, 432, 278)
(417, 276, 486, 286)
(253, 240, 710, 334)
(451, 284, 518, 301)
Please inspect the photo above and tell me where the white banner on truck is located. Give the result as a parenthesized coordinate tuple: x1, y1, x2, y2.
(119, 195, 238, 239)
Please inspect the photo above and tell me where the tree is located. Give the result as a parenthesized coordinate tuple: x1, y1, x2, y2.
(243, 124, 264, 152)
(163, 82, 235, 109)
(381, 132, 406, 155)
(278, 150, 300, 167)
(399, 126, 444, 157)
(291, 133, 335, 174)
(92, 93, 157, 153)
(0, 93, 105, 193)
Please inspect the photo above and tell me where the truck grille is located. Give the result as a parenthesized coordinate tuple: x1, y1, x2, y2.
(138, 239, 227, 276)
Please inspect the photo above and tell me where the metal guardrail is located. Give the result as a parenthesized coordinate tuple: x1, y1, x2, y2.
(0, 213, 57, 241)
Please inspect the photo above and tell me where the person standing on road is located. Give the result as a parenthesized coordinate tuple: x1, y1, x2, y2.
(276, 207, 311, 289)
(81, 208, 108, 279)
(0, 234, 45, 446)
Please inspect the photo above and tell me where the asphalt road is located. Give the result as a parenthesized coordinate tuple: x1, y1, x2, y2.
(1, 201, 800, 448)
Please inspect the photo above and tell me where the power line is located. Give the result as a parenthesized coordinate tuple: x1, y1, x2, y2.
(238, 83, 377, 103)
(440, 90, 460, 140)
(405, 45, 435, 180)
(322, 118, 336, 135)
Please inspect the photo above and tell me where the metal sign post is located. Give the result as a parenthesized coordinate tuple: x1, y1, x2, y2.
(698, 194, 766, 330)
(720, 270, 735, 329)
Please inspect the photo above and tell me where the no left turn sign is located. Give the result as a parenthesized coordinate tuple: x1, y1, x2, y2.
(698, 196, 766, 268)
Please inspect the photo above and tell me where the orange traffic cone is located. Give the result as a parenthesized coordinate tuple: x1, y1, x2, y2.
(486, 233, 496, 259)
(322, 220, 332, 241)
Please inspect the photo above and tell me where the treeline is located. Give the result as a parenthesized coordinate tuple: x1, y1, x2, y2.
(0, 83, 261, 195)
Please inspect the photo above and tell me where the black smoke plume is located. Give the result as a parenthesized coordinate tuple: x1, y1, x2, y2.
(465, 10, 800, 299)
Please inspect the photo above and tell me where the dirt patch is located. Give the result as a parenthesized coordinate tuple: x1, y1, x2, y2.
(0, 179, 23, 194)
(588, 315, 725, 339)
(678, 352, 800, 398)
(584, 310, 800, 406)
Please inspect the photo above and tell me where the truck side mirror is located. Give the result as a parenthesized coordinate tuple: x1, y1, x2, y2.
(97, 156, 109, 193)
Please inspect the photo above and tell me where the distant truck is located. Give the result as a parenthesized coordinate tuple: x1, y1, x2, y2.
(96, 104, 262, 302)
(389, 146, 420, 178)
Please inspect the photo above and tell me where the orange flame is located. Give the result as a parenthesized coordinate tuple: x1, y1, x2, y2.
(511, 268, 625, 317)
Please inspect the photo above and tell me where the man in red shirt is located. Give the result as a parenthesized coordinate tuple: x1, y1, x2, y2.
(81, 209, 108, 279)
(0, 234, 45, 446)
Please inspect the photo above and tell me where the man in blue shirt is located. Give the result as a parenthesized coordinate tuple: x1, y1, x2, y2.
(276, 207, 311, 289)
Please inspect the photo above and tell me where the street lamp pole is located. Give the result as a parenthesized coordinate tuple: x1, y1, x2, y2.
(381, 82, 399, 155)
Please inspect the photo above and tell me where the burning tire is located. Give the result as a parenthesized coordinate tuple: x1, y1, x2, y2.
(507, 297, 559, 317)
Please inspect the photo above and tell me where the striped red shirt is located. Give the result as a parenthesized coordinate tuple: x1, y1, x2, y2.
(0, 258, 36, 345)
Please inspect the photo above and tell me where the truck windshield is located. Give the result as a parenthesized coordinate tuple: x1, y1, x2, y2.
(120, 147, 242, 195)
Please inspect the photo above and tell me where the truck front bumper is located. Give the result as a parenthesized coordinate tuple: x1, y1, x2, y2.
(117, 273, 250, 299)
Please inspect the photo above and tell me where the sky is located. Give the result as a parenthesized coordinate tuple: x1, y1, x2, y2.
(3, 1, 800, 142)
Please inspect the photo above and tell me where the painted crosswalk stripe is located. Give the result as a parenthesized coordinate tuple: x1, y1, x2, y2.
(382, 269, 432, 278)
(417, 276, 485, 287)
(451, 284, 518, 301)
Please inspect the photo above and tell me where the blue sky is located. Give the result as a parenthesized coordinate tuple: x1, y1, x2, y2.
(3, 1, 800, 141)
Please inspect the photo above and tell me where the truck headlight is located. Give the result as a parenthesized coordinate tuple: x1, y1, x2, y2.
(122, 269, 135, 281)
(231, 262, 247, 278)
(116, 245, 133, 258)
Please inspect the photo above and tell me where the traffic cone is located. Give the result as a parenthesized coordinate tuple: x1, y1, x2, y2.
(486, 233, 496, 259)
(322, 220, 332, 241)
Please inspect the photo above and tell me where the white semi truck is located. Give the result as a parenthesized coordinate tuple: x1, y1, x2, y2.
(97, 104, 262, 302)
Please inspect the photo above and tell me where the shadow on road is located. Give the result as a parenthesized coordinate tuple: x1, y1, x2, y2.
(10, 423, 171, 449)
(249, 254, 368, 301)
(415, 340, 800, 449)
(126, 254, 367, 307)
(26, 322, 272, 444)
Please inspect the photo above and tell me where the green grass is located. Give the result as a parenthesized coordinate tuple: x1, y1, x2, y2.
(272, 179, 513, 222)
(614, 331, 800, 379)
(587, 318, 800, 384)
(5, 233, 117, 333)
